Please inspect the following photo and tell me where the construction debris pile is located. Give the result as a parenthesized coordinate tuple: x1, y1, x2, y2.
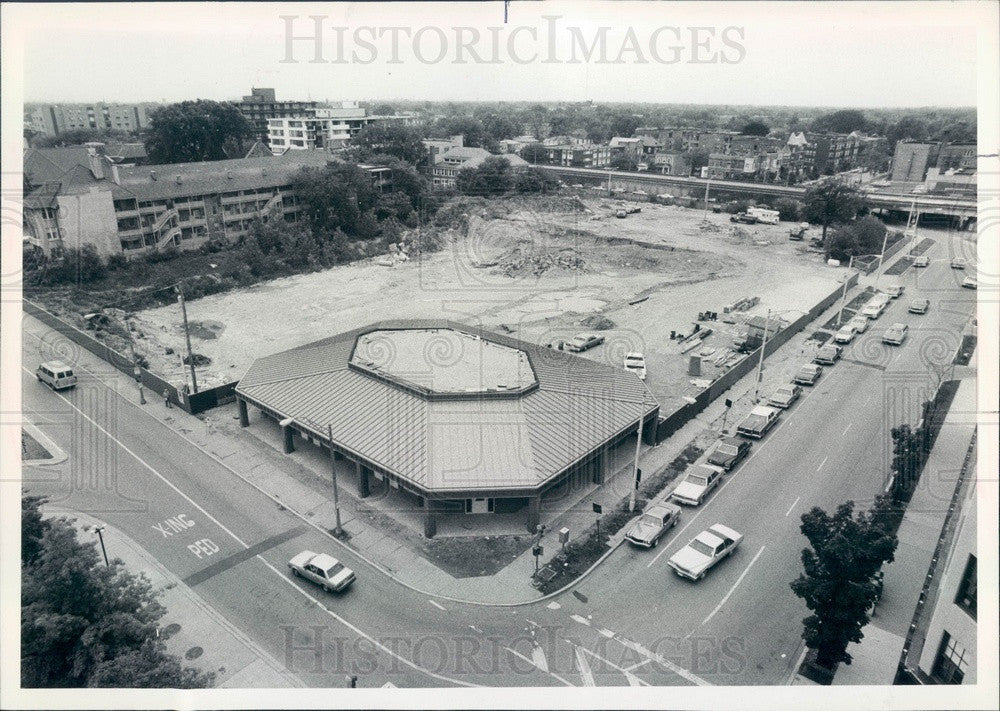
(493, 246, 585, 278)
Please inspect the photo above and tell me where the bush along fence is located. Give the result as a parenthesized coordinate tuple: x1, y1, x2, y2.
(23, 299, 237, 415)
(656, 273, 859, 443)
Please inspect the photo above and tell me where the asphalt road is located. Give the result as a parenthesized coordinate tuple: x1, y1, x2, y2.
(20, 229, 975, 688)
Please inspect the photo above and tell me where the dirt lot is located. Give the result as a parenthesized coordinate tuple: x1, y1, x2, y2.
(130, 196, 840, 408)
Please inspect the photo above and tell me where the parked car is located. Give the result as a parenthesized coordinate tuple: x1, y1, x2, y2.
(859, 301, 885, 319)
(768, 383, 802, 409)
(951, 258, 966, 269)
(961, 276, 977, 289)
(565, 333, 605, 352)
(36, 360, 77, 391)
(884, 284, 905, 298)
(834, 325, 856, 344)
(848, 316, 870, 334)
(913, 255, 930, 267)
(882, 323, 909, 346)
(736, 405, 781, 439)
(909, 298, 930, 314)
(706, 436, 752, 471)
(813, 344, 843, 365)
(870, 292, 892, 307)
(668, 524, 743, 580)
(623, 352, 647, 380)
(625, 503, 681, 548)
(794, 363, 823, 385)
(288, 551, 356, 592)
(671, 464, 725, 506)
(730, 212, 757, 224)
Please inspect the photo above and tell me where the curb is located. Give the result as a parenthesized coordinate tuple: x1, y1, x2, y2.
(21, 418, 68, 466)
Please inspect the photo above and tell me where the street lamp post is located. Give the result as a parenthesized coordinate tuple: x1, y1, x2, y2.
(326, 424, 344, 537)
(628, 414, 643, 513)
(94, 526, 110, 567)
(873, 229, 890, 290)
(752, 309, 772, 402)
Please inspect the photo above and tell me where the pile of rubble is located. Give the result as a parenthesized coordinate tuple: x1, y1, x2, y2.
(495, 247, 585, 278)
(699, 220, 722, 232)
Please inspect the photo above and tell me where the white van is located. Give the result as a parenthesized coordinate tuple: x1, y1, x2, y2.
(747, 207, 780, 225)
(36, 360, 77, 390)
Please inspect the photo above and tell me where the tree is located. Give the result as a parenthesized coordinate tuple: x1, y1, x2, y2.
(514, 167, 559, 194)
(823, 215, 887, 261)
(608, 113, 641, 140)
(433, 117, 486, 147)
(520, 142, 549, 164)
(481, 113, 523, 143)
(293, 163, 378, 238)
(741, 121, 770, 136)
(803, 180, 866, 241)
(455, 156, 514, 196)
(811, 109, 868, 134)
(30, 128, 135, 149)
(352, 122, 427, 166)
(610, 153, 639, 171)
(790, 497, 898, 670)
(21, 496, 214, 688)
(683, 149, 710, 175)
(145, 100, 252, 164)
(774, 197, 804, 222)
(886, 117, 929, 145)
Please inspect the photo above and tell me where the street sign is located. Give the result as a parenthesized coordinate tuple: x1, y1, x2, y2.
(592, 503, 603, 514)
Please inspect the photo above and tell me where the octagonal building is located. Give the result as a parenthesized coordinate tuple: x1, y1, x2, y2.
(235, 320, 660, 536)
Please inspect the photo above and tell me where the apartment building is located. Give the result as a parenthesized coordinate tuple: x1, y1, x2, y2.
(423, 135, 465, 165)
(25, 102, 154, 136)
(542, 144, 610, 168)
(268, 103, 414, 153)
(235, 88, 318, 142)
(23, 144, 389, 258)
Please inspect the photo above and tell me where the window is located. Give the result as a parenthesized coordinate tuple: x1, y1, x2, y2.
(954, 555, 976, 618)
(930, 632, 968, 684)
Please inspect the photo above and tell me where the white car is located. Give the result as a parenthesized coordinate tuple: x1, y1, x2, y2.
(668, 524, 743, 580)
(951, 258, 966, 269)
(671, 464, 724, 506)
(860, 302, 885, 319)
(625, 503, 681, 548)
(768, 383, 802, 409)
(913, 255, 930, 267)
(884, 284, 905, 298)
(288, 551, 356, 592)
(961, 276, 977, 289)
(834, 325, 856, 344)
(882, 323, 909, 346)
(848, 316, 870, 334)
(623, 352, 647, 380)
(564, 333, 605, 352)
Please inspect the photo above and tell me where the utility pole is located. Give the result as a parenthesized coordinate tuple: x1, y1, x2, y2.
(628, 416, 643, 512)
(702, 178, 711, 221)
(327, 424, 344, 537)
(176, 284, 198, 393)
(94, 526, 109, 567)
(836, 256, 856, 327)
(753, 309, 772, 402)
(874, 229, 890, 290)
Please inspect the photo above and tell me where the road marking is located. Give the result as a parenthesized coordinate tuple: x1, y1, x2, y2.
(576, 644, 652, 686)
(785, 497, 801, 517)
(574, 646, 596, 687)
(184, 526, 306, 586)
(702, 545, 766, 625)
(842, 422, 853, 436)
(570, 613, 591, 626)
(816, 456, 828, 472)
(547, 601, 561, 610)
(598, 628, 615, 638)
(624, 658, 652, 672)
(616, 638, 711, 686)
(469, 625, 482, 634)
(21, 365, 479, 688)
(428, 599, 446, 611)
(504, 646, 571, 686)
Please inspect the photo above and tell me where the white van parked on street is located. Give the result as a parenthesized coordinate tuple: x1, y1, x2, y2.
(36, 360, 77, 390)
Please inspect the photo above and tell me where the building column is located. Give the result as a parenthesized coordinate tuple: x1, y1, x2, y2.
(424, 501, 437, 538)
(281, 422, 294, 454)
(237, 398, 249, 428)
(593, 449, 606, 485)
(642, 413, 659, 445)
(525, 495, 541, 534)
(356, 461, 370, 499)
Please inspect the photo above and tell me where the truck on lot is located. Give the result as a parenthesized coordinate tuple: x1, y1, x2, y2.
(736, 405, 781, 439)
(747, 207, 780, 225)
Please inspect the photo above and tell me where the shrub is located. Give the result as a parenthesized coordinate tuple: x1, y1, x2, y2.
(774, 198, 804, 222)
(106, 253, 128, 271)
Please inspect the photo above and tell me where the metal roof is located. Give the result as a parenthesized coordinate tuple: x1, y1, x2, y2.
(237, 320, 659, 494)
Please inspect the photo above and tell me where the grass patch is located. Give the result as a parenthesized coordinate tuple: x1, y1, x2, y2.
(822, 287, 875, 330)
(21, 430, 52, 461)
(883, 257, 913, 276)
(421, 535, 530, 578)
(954, 334, 976, 365)
(806, 330, 832, 345)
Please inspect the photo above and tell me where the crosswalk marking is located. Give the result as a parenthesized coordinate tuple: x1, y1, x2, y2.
(574, 646, 596, 687)
(570, 613, 591, 626)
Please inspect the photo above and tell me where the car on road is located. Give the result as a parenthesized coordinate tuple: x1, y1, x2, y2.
(794, 363, 823, 385)
(848, 316, 870, 334)
(951, 258, 967, 269)
(961, 276, 977, 289)
(813, 344, 842, 365)
(834, 325, 856, 344)
(884, 284, 905, 298)
(624, 502, 681, 548)
(706, 436, 752, 471)
(288, 551, 356, 592)
(909, 298, 930, 315)
(860, 301, 886, 319)
(913, 255, 930, 267)
(36, 360, 77, 391)
(882, 323, 909, 346)
(565, 333, 605, 352)
(668, 524, 743, 580)
(623, 352, 647, 380)
(736, 405, 781, 439)
(671, 464, 725, 506)
(768, 383, 802, 409)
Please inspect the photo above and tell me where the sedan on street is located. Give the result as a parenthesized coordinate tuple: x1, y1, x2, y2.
(793, 363, 823, 385)
(768, 383, 802, 409)
(860, 302, 885, 319)
(813, 344, 842, 365)
(882, 323, 909, 346)
(834, 325, 856, 344)
(565, 333, 605, 352)
(962, 276, 977, 289)
(668, 524, 743, 580)
(706, 437, 752, 471)
(671, 464, 724, 506)
(288, 551, 356, 593)
(909, 298, 930, 315)
(848, 316, 870, 334)
(951, 258, 967, 269)
(625, 503, 681, 548)
(913, 255, 930, 267)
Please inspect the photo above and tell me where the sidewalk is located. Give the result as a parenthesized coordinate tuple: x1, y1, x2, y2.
(51, 509, 301, 689)
(831, 370, 978, 685)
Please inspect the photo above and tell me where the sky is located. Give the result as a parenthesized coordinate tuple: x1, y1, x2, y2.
(6, 1, 989, 107)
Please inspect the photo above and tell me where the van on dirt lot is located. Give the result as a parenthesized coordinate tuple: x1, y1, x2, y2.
(36, 360, 77, 390)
